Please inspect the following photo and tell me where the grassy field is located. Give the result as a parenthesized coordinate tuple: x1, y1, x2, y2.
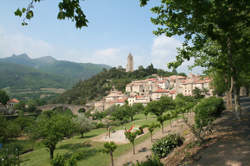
(20, 113, 168, 166)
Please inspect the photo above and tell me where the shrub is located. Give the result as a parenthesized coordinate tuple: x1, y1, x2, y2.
(194, 97, 225, 129)
(0, 143, 23, 166)
(51, 154, 66, 166)
(95, 122, 105, 128)
(152, 134, 184, 158)
(51, 154, 77, 166)
(131, 156, 163, 166)
(78, 108, 86, 113)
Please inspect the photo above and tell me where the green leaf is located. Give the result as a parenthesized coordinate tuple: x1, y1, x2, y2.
(14, 8, 22, 17)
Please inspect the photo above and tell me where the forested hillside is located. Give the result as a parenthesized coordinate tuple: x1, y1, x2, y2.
(0, 62, 70, 89)
(54, 65, 186, 104)
(0, 54, 111, 86)
(0, 54, 110, 100)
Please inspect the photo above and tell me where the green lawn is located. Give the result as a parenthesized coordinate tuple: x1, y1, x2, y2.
(19, 113, 171, 166)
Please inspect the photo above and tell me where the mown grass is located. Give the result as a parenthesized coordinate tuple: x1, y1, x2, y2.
(19, 113, 173, 166)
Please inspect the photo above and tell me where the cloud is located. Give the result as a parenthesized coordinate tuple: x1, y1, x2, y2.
(151, 35, 182, 69)
(95, 48, 120, 56)
(0, 26, 203, 74)
(0, 27, 54, 58)
(86, 48, 126, 66)
(150, 35, 203, 74)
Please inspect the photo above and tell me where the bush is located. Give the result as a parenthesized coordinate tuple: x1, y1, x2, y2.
(51, 154, 77, 166)
(194, 97, 225, 129)
(152, 134, 184, 158)
(78, 108, 86, 113)
(131, 156, 163, 166)
(95, 122, 105, 128)
(51, 154, 66, 166)
(0, 143, 23, 166)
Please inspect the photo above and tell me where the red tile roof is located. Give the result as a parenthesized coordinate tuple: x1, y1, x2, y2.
(7, 98, 20, 104)
(153, 89, 169, 93)
(169, 90, 176, 94)
(147, 78, 157, 81)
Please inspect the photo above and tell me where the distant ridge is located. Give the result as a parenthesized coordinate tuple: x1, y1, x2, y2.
(0, 53, 111, 100)
(0, 53, 111, 85)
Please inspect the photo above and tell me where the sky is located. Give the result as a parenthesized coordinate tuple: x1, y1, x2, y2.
(0, 0, 203, 74)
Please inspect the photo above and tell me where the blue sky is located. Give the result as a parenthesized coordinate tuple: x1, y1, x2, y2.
(0, 0, 201, 73)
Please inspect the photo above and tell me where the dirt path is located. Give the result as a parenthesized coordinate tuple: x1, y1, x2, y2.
(191, 97, 250, 166)
(114, 118, 190, 166)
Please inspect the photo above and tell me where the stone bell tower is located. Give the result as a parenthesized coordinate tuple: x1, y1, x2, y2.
(126, 53, 134, 72)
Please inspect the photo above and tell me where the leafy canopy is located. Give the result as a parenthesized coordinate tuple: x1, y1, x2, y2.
(15, 0, 88, 29)
(0, 90, 9, 105)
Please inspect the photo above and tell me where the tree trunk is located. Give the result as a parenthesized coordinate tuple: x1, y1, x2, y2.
(229, 77, 233, 110)
(81, 132, 84, 138)
(233, 84, 241, 119)
(49, 147, 54, 160)
(227, 35, 234, 111)
(108, 127, 111, 138)
(132, 142, 135, 155)
(226, 91, 230, 109)
(161, 123, 164, 134)
(150, 132, 153, 142)
(110, 152, 114, 166)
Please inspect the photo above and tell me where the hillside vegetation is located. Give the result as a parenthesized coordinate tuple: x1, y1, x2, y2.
(54, 65, 185, 104)
(0, 54, 111, 87)
(0, 62, 70, 89)
(0, 54, 110, 100)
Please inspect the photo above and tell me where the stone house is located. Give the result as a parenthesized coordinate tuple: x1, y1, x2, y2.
(6, 98, 20, 109)
(151, 89, 169, 100)
(128, 96, 150, 106)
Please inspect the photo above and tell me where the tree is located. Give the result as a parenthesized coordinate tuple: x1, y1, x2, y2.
(132, 103, 144, 114)
(168, 110, 178, 128)
(14, 114, 34, 131)
(175, 94, 195, 114)
(146, 96, 175, 133)
(14, 100, 26, 111)
(126, 104, 141, 122)
(192, 87, 205, 99)
(111, 105, 129, 123)
(15, 0, 88, 29)
(146, 123, 160, 142)
(73, 114, 94, 138)
(194, 97, 225, 142)
(156, 115, 167, 134)
(143, 107, 149, 120)
(34, 113, 74, 159)
(140, 0, 249, 119)
(102, 142, 117, 166)
(26, 100, 38, 113)
(0, 116, 21, 142)
(0, 90, 9, 106)
(124, 130, 141, 155)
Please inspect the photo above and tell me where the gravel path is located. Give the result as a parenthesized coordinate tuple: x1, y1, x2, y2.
(192, 97, 250, 166)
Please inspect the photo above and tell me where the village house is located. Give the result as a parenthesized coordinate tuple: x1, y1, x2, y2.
(151, 89, 169, 100)
(6, 98, 20, 109)
(105, 89, 126, 102)
(94, 89, 127, 111)
(94, 73, 213, 111)
(180, 76, 212, 97)
(128, 95, 150, 106)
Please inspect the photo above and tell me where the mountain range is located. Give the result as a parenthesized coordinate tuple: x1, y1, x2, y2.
(0, 54, 111, 99)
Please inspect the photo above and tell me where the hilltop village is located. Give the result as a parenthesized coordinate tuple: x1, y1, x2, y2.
(94, 54, 213, 111)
